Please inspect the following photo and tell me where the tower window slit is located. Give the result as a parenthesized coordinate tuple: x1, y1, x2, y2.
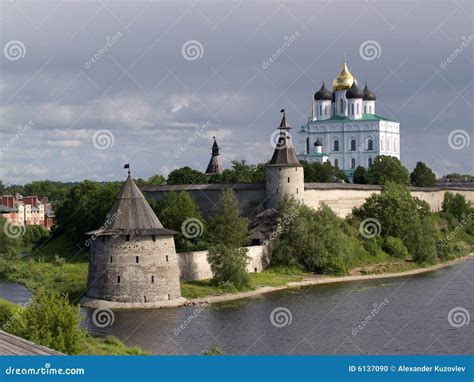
(110, 256, 113, 263)
(117, 276, 121, 283)
(287, 177, 290, 183)
(151, 276, 154, 284)
(125, 235, 130, 242)
(166, 255, 169, 262)
(136, 256, 139, 263)
(152, 235, 156, 242)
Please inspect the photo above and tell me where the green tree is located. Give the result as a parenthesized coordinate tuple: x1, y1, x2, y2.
(353, 182, 436, 264)
(8, 290, 84, 354)
(0, 217, 21, 258)
(207, 189, 250, 289)
(367, 155, 410, 185)
(167, 167, 208, 185)
(207, 244, 250, 289)
(272, 197, 352, 274)
(441, 192, 471, 220)
(147, 174, 166, 185)
(54, 180, 121, 246)
(209, 161, 266, 184)
(301, 160, 348, 183)
(0, 180, 5, 195)
(410, 161, 436, 187)
(155, 192, 208, 251)
(208, 189, 249, 247)
(353, 166, 369, 184)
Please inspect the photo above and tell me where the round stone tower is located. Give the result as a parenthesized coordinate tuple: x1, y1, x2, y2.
(266, 110, 304, 209)
(86, 167, 181, 305)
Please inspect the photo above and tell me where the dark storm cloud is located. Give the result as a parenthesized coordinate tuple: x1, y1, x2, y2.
(0, 0, 472, 184)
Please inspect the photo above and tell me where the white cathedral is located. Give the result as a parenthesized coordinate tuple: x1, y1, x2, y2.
(298, 60, 400, 179)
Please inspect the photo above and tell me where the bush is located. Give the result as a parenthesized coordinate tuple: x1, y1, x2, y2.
(442, 192, 471, 220)
(7, 290, 84, 354)
(272, 198, 351, 275)
(0, 299, 19, 328)
(367, 155, 410, 185)
(383, 236, 409, 259)
(207, 244, 250, 290)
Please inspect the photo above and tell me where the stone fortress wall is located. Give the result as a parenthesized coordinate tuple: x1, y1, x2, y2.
(144, 183, 474, 219)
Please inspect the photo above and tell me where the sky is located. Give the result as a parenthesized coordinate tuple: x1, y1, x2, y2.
(0, 0, 472, 185)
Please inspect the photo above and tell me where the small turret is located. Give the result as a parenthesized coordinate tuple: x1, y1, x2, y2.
(205, 137, 224, 176)
(266, 110, 304, 209)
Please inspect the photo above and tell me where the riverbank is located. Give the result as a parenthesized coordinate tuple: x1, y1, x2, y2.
(82, 253, 474, 309)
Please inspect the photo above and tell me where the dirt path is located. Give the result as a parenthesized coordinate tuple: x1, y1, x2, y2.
(187, 253, 474, 306)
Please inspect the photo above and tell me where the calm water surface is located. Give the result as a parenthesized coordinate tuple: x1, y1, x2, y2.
(2, 261, 472, 355)
(84, 259, 474, 355)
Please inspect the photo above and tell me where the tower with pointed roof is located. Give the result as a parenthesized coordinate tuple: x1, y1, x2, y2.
(85, 167, 182, 305)
(265, 110, 304, 209)
(298, 59, 400, 180)
(205, 137, 224, 176)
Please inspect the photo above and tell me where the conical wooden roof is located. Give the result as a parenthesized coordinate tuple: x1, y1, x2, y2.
(87, 175, 176, 236)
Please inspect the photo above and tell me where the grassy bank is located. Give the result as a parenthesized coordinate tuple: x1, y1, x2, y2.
(0, 298, 146, 355)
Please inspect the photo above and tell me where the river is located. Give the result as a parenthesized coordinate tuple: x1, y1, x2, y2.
(2, 260, 473, 355)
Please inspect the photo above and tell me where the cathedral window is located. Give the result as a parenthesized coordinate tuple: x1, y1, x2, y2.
(340, 100, 343, 114)
(319, 104, 322, 115)
(333, 140, 339, 151)
(367, 139, 373, 151)
(334, 159, 339, 168)
(351, 104, 354, 115)
(368, 157, 373, 167)
(350, 139, 356, 151)
(364, 106, 367, 113)
(351, 158, 356, 169)
(356, 104, 360, 114)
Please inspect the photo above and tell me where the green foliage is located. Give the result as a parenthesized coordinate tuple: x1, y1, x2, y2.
(207, 244, 250, 290)
(0, 217, 21, 258)
(383, 236, 409, 259)
(155, 192, 208, 252)
(23, 225, 49, 245)
(410, 161, 437, 187)
(301, 160, 348, 183)
(208, 189, 249, 247)
(209, 160, 266, 183)
(54, 180, 121, 245)
(202, 344, 224, 355)
(147, 174, 166, 185)
(367, 155, 410, 185)
(442, 192, 471, 220)
(167, 167, 208, 185)
(353, 182, 436, 264)
(353, 166, 369, 184)
(272, 199, 352, 274)
(7, 290, 84, 354)
(0, 299, 19, 328)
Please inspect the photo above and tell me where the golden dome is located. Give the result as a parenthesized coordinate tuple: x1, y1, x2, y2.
(332, 60, 357, 91)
